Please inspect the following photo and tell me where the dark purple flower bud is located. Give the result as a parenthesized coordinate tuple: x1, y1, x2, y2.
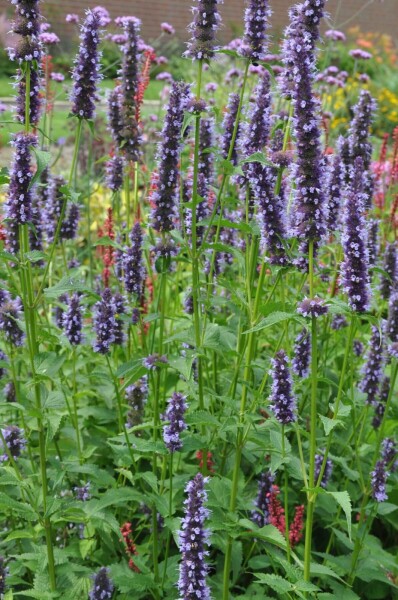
(178, 473, 211, 600)
(221, 93, 240, 166)
(5, 218, 20, 255)
(331, 314, 348, 330)
(68, 258, 80, 269)
(240, 0, 271, 62)
(142, 353, 168, 371)
(353, 339, 363, 357)
(241, 71, 272, 159)
(367, 219, 379, 268)
(251, 469, 274, 527)
(123, 222, 145, 297)
(92, 288, 116, 354)
(326, 154, 343, 233)
(107, 87, 124, 148)
(0, 425, 26, 462)
(112, 292, 125, 345)
(119, 17, 142, 161)
(44, 175, 64, 243)
(371, 460, 388, 502)
(15, 67, 42, 126)
(292, 328, 311, 378)
(389, 342, 398, 360)
(360, 325, 384, 405)
(29, 192, 44, 253)
(4, 382, 16, 403)
(0, 297, 24, 347)
(89, 567, 114, 600)
(60, 203, 80, 240)
(269, 350, 297, 424)
(372, 375, 389, 429)
(131, 307, 140, 325)
(315, 453, 333, 488)
(0, 350, 8, 380)
(184, 0, 223, 61)
(381, 438, 397, 471)
(74, 482, 91, 501)
(126, 376, 148, 429)
(249, 164, 289, 265)
(0, 290, 10, 307)
(71, 9, 105, 120)
(153, 240, 179, 267)
(184, 292, 194, 315)
(55, 294, 68, 328)
(62, 293, 82, 346)
(151, 82, 190, 232)
(105, 155, 125, 192)
(11, 0, 41, 38)
(6, 131, 37, 224)
(199, 118, 215, 185)
(341, 157, 371, 312)
(0, 556, 7, 595)
(380, 242, 397, 301)
(297, 297, 328, 318)
(386, 290, 398, 342)
(163, 392, 188, 453)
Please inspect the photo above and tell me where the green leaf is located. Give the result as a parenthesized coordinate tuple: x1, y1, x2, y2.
(310, 562, 345, 582)
(44, 275, 97, 300)
(325, 490, 352, 539)
(34, 352, 65, 378)
(319, 415, 343, 436)
(254, 573, 292, 594)
(243, 311, 304, 334)
(25, 250, 47, 263)
(240, 151, 277, 168)
(29, 147, 51, 190)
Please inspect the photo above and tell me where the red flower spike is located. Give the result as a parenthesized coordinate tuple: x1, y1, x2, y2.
(120, 522, 140, 572)
(267, 485, 285, 535)
(136, 49, 156, 124)
(196, 450, 215, 473)
(289, 504, 305, 548)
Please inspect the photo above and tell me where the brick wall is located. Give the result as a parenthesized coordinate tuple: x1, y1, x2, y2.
(0, 0, 397, 46)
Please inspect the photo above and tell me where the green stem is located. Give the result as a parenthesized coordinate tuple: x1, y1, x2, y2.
(71, 348, 83, 464)
(125, 166, 131, 231)
(303, 240, 317, 584)
(282, 427, 291, 562)
(161, 452, 173, 587)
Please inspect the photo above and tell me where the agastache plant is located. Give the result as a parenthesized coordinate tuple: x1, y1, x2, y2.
(269, 350, 297, 424)
(162, 392, 188, 452)
(62, 293, 83, 346)
(119, 17, 142, 161)
(239, 0, 271, 62)
(123, 222, 146, 297)
(360, 325, 384, 405)
(380, 242, 397, 300)
(92, 288, 116, 354)
(251, 469, 274, 527)
(5, 132, 37, 224)
(89, 567, 114, 600)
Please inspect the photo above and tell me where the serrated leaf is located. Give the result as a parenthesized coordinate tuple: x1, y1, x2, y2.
(34, 352, 65, 378)
(244, 311, 304, 334)
(240, 151, 277, 168)
(254, 573, 292, 593)
(25, 250, 46, 263)
(325, 490, 352, 540)
(310, 562, 345, 582)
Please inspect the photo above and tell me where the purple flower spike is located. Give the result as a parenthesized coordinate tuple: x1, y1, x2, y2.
(0, 350, 8, 380)
(326, 154, 343, 233)
(107, 87, 124, 149)
(105, 155, 125, 192)
(178, 473, 211, 600)
(360, 326, 384, 405)
(242, 71, 272, 159)
(199, 118, 215, 185)
(126, 376, 148, 429)
(89, 567, 114, 600)
(315, 453, 333, 488)
(0, 297, 25, 347)
(163, 392, 188, 453)
(63, 293, 82, 346)
(251, 469, 274, 527)
(387, 290, 398, 342)
(119, 17, 142, 161)
(371, 460, 388, 503)
(151, 82, 190, 232)
(240, 0, 271, 62)
(123, 222, 145, 297)
(341, 158, 371, 312)
(292, 328, 311, 378)
(8, 0, 42, 64)
(0, 425, 26, 462)
(281, 1, 327, 269)
(367, 219, 380, 268)
(331, 314, 348, 330)
(184, 0, 223, 61)
(92, 288, 116, 354)
(112, 292, 126, 346)
(71, 9, 105, 120)
(61, 203, 80, 240)
(142, 353, 168, 371)
(380, 243, 397, 301)
(269, 350, 297, 424)
(297, 297, 328, 318)
(372, 376, 389, 429)
(221, 93, 240, 166)
(381, 438, 397, 471)
(6, 131, 37, 225)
